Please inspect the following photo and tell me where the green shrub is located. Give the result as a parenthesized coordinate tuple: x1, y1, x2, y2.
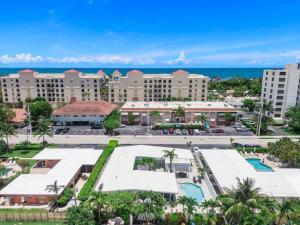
(241, 120, 256, 133)
(78, 140, 118, 201)
(57, 187, 73, 207)
(15, 141, 43, 151)
(165, 213, 185, 225)
(236, 147, 268, 153)
(0, 140, 7, 154)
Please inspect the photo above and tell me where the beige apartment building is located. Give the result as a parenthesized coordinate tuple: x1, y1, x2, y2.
(108, 69, 208, 102)
(0, 69, 107, 103)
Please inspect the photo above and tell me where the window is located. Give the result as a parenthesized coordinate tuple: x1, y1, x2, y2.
(279, 72, 286, 75)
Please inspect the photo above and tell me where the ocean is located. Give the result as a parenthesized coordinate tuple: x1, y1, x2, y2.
(0, 68, 269, 79)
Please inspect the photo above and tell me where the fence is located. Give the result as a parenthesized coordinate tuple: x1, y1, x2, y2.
(0, 212, 66, 222)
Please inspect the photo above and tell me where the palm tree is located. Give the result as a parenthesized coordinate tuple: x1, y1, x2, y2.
(173, 106, 185, 123)
(45, 180, 64, 211)
(0, 122, 16, 150)
(0, 105, 15, 122)
(276, 200, 296, 225)
(218, 177, 262, 224)
(201, 199, 219, 214)
(149, 111, 160, 125)
(99, 86, 109, 101)
(163, 149, 178, 172)
(177, 195, 189, 212)
(34, 117, 53, 147)
(195, 113, 208, 125)
(85, 192, 108, 224)
(184, 198, 198, 224)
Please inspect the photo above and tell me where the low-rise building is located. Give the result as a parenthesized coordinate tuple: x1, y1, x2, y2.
(9, 108, 27, 127)
(225, 96, 259, 110)
(0, 69, 107, 104)
(120, 101, 237, 126)
(0, 148, 102, 206)
(95, 145, 193, 199)
(52, 98, 117, 125)
(108, 69, 208, 102)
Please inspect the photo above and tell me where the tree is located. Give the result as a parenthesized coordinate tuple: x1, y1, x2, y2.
(104, 110, 120, 134)
(217, 178, 267, 225)
(177, 196, 190, 212)
(65, 206, 95, 225)
(173, 106, 185, 122)
(34, 117, 53, 147)
(201, 199, 219, 214)
(163, 149, 178, 172)
(195, 113, 208, 125)
(184, 198, 198, 224)
(243, 99, 256, 112)
(0, 105, 15, 122)
(285, 106, 300, 132)
(45, 180, 64, 211)
(127, 112, 135, 125)
(224, 112, 234, 125)
(267, 138, 300, 168)
(0, 122, 16, 150)
(276, 200, 296, 225)
(85, 192, 109, 224)
(150, 111, 160, 125)
(100, 86, 109, 101)
(29, 100, 53, 122)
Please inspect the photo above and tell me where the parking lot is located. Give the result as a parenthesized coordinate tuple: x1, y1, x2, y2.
(17, 123, 254, 137)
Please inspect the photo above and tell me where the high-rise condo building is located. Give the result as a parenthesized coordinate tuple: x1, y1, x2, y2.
(0, 69, 107, 103)
(108, 69, 208, 102)
(261, 63, 300, 119)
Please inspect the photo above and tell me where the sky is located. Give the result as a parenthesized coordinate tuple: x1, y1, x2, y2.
(0, 0, 300, 68)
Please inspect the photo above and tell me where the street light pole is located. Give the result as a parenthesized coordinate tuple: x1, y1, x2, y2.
(27, 104, 32, 142)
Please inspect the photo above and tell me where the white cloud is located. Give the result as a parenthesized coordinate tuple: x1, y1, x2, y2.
(0, 53, 155, 65)
(165, 51, 188, 64)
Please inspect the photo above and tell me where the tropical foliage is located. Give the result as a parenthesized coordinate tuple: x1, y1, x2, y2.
(267, 137, 300, 168)
(65, 206, 95, 225)
(243, 98, 257, 112)
(33, 117, 53, 147)
(172, 106, 185, 122)
(45, 180, 64, 211)
(134, 157, 158, 171)
(285, 106, 300, 132)
(104, 110, 120, 134)
(163, 149, 178, 172)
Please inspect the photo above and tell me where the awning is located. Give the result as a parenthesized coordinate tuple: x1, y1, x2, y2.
(194, 113, 203, 116)
(133, 112, 140, 116)
(165, 118, 170, 122)
(121, 112, 128, 116)
(142, 113, 147, 116)
(159, 113, 164, 116)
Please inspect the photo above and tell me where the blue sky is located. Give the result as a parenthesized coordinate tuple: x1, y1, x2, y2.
(0, 0, 300, 67)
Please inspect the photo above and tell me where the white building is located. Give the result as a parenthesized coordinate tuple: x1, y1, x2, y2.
(200, 150, 300, 199)
(95, 145, 193, 198)
(261, 63, 300, 119)
(0, 148, 102, 205)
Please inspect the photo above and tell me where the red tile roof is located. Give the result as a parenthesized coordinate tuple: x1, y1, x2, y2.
(64, 69, 80, 73)
(19, 69, 35, 73)
(173, 70, 189, 75)
(53, 100, 117, 116)
(127, 70, 143, 75)
(97, 70, 106, 75)
(10, 108, 27, 123)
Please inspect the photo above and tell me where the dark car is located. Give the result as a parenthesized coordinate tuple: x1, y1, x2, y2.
(90, 123, 103, 129)
(232, 143, 244, 147)
(188, 129, 194, 135)
(162, 129, 168, 134)
(212, 128, 224, 133)
(54, 128, 64, 134)
(61, 127, 70, 133)
(141, 122, 148, 126)
(169, 128, 174, 134)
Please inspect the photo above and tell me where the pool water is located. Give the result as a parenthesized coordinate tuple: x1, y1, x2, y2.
(246, 158, 273, 172)
(0, 167, 12, 176)
(179, 183, 205, 203)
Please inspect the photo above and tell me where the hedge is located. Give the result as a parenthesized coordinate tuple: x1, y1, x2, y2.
(155, 123, 203, 130)
(236, 147, 268, 153)
(241, 120, 256, 133)
(57, 187, 73, 207)
(78, 139, 118, 201)
(15, 142, 43, 151)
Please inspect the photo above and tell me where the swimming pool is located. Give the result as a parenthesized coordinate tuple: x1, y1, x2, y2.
(246, 158, 273, 172)
(179, 183, 205, 203)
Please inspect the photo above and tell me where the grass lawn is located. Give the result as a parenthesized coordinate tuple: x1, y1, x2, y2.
(0, 222, 63, 225)
(1, 149, 42, 158)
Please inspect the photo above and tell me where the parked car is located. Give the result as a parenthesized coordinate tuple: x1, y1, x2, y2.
(90, 122, 103, 129)
(120, 124, 126, 128)
(169, 128, 174, 134)
(212, 128, 224, 133)
(162, 129, 168, 134)
(61, 127, 70, 133)
(236, 127, 249, 132)
(188, 129, 194, 135)
(175, 129, 182, 135)
(181, 129, 188, 135)
(54, 128, 64, 134)
(232, 143, 244, 147)
(193, 129, 200, 135)
(141, 122, 148, 126)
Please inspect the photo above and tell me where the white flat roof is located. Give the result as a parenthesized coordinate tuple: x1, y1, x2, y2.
(200, 150, 300, 198)
(122, 101, 236, 111)
(95, 145, 193, 194)
(0, 148, 102, 196)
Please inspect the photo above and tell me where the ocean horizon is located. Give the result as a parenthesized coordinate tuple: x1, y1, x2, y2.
(0, 67, 272, 79)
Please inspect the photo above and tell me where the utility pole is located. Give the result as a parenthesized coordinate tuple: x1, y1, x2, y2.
(27, 104, 32, 142)
(256, 101, 263, 136)
(147, 105, 150, 136)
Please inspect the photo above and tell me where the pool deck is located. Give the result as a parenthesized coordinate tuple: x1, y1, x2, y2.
(165, 158, 212, 213)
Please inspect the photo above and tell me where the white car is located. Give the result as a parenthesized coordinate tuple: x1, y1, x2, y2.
(120, 124, 126, 128)
(175, 129, 182, 135)
(193, 129, 200, 135)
